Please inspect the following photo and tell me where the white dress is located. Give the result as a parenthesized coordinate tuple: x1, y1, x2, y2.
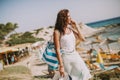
(60, 30, 92, 80)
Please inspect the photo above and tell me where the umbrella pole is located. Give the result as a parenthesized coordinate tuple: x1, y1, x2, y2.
(107, 44, 110, 53)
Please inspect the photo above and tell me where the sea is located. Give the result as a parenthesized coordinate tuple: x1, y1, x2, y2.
(81, 16, 120, 53)
(86, 16, 120, 28)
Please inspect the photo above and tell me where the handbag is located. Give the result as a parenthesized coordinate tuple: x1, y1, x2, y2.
(42, 40, 62, 70)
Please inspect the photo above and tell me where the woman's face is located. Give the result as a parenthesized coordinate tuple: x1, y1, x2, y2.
(67, 13, 71, 24)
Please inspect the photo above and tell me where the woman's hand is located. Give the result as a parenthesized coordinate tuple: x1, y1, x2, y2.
(59, 66, 65, 77)
(70, 19, 76, 25)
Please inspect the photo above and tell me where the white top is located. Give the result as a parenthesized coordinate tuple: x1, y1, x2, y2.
(60, 29, 76, 53)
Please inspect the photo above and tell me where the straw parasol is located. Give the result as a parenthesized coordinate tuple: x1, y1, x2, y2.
(85, 40, 100, 49)
(0, 47, 18, 54)
(99, 38, 117, 53)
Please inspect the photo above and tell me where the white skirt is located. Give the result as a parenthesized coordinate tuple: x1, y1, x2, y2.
(62, 51, 92, 80)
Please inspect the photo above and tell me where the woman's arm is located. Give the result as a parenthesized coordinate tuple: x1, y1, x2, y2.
(71, 20, 85, 47)
(76, 23, 85, 41)
(53, 30, 65, 76)
(53, 30, 63, 66)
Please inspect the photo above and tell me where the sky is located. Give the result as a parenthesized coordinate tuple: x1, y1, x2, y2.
(0, 0, 120, 32)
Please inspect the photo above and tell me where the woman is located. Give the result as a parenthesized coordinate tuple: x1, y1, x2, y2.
(53, 9, 91, 80)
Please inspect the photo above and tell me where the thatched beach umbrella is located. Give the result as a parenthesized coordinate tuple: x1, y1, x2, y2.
(99, 38, 117, 53)
(85, 40, 100, 49)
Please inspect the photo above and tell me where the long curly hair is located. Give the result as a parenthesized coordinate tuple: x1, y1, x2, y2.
(54, 9, 69, 34)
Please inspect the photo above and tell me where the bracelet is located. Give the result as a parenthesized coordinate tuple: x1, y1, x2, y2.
(59, 65, 63, 67)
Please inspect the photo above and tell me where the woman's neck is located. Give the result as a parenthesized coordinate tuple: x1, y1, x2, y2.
(64, 25, 71, 34)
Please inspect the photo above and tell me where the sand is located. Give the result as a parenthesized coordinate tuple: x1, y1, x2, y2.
(1, 23, 120, 80)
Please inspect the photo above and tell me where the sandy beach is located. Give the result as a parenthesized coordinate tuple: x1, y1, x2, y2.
(0, 24, 120, 80)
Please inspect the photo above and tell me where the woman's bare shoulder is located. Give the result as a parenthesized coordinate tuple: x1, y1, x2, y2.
(54, 29, 60, 35)
(53, 29, 61, 41)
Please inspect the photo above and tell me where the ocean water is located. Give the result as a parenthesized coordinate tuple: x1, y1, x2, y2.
(86, 17, 120, 28)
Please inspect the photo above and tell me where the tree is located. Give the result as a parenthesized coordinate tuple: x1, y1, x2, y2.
(22, 31, 33, 38)
(0, 22, 18, 43)
(34, 28, 43, 36)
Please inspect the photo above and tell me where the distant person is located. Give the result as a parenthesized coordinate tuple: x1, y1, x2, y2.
(25, 47, 29, 56)
(22, 49, 25, 56)
(8, 54, 11, 64)
(53, 9, 91, 80)
(11, 55, 15, 64)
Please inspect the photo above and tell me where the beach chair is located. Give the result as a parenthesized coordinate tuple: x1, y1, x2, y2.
(92, 63, 120, 80)
(110, 54, 120, 61)
(98, 63, 119, 71)
(95, 52, 119, 71)
(91, 52, 120, 80)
